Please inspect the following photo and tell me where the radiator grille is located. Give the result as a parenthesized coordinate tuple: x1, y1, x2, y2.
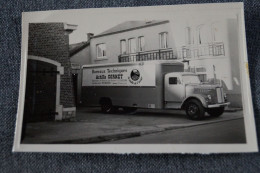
(216, 87, 224, 103)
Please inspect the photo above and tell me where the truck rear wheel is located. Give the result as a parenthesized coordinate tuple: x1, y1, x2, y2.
(100, 99, 115, 113)
(207, 107, 224, 117)
(185, 99, 205, 120)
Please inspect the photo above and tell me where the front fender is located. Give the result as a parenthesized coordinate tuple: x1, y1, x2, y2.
(181, 94, 208, 108)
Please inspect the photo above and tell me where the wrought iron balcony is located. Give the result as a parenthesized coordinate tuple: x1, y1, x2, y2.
(118, 42, 225, 63)
(178, 42, 225, 59)
(118, 48, 177, 63)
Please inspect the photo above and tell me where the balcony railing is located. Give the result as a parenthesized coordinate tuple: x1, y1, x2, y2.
(118, 48, 177, 63)
(118, 42, 225, 63)
(178, 42, 225, 59)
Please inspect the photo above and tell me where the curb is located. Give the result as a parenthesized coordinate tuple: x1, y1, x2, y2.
(50, 116, 243, 144)
(225, 109, 243, 112)
(225, 108, 243, 112)
(159, 117, 243, 130)
(51, 132, 141, 144)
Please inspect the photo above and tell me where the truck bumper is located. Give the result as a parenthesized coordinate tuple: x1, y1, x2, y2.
(207, 102, 230, 108)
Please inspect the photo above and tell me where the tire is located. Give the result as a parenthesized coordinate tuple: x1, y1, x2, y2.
(185, 99, 205, 120)
(207, 107, 224, 117)
(123, 107, 137, 114)
(100, 99, 115, 113)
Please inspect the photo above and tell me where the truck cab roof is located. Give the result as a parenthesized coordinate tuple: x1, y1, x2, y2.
(165, 72, 198, 77)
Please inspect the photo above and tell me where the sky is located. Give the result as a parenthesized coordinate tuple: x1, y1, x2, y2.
(22, 4, 239, 44)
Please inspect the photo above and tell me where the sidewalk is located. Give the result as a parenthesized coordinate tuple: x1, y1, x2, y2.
(22, 108, 244, 144)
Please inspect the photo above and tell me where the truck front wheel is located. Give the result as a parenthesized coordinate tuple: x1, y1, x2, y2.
(185, 99, 205, 120)
(207, 107, 224, 117)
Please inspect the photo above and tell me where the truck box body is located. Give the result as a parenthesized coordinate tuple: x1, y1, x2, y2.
(81, 60, 184, 109)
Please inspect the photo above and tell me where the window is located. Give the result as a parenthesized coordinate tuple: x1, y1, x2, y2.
(185, 27, 192, 45)
(195, 66, 207, 82)
(120, 40, 126, 54)
(211, 22, 221, 42)
(182, 75, 201, 84)
(169, 77, 178, 85)
(198, 74, 207, 82)
(159, 32, 168, 49)
(96, 43, 106, 58)
(198, 28, 202, 44)
(197, 25, 206, 44)
(138, 36, 145, 51)
(128, 38, 136, 53)
(196, 67, 207, 73)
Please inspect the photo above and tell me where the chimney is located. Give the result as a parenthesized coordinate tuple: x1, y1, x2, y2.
(87, 33, 94, 40)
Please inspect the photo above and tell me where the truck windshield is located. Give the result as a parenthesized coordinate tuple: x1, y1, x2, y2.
(182, 75, 201, 84)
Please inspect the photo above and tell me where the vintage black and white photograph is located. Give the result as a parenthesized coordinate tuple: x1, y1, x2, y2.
(14, 3, 258, 153)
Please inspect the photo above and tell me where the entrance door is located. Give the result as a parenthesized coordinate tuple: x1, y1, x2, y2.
(23, 59, 58, 122)
(164, 74, 184, 102)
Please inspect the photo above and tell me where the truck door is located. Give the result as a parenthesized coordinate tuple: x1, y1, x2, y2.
(164, 75, 184, 102)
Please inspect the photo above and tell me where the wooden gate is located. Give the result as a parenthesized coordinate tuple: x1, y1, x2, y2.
(23, 59, 58, 122)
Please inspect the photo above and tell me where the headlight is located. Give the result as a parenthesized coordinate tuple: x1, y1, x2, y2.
(205, 95, 212, 103)
(224, 93, 227, 101)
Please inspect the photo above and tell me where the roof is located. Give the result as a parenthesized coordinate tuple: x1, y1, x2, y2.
(69, 41, 90, 57)
(94, 20, 169, 38)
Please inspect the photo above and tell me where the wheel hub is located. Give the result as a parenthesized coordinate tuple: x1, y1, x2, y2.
(188, 104, 198, 115)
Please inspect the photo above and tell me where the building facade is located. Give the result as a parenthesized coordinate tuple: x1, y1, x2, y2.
(71, 17, 242, 107)
(89, 20, 178, 64)
(176, 17, 241, 107)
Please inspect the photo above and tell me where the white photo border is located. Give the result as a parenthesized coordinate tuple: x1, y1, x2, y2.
(13, 2, 258, 153)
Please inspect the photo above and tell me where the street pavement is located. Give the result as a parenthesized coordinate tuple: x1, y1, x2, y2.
(21, 107, 245, 144)
(103, 119, 246, 144)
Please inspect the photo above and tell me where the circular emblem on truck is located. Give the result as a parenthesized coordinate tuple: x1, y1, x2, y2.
(130, 69, 140, 81)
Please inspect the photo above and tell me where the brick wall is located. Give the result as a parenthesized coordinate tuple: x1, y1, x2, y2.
(28, 23, 75, 108)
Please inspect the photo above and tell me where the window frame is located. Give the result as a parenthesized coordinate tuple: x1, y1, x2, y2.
(196, 24, 205, 45)
(96, 43, 106, 59)
(159, 32, 168, 49)
(120, 39, 127, 55)
(185, 27, 192, 45)
(128, 37, 137, 53)
(138, 36, 145, 52)
(169, 77, 180, 85)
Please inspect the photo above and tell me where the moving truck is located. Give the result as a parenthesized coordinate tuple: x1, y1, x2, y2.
(81, 60, 230, 120)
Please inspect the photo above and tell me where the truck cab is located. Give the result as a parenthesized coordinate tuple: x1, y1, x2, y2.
(164, 72, 230, 120)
